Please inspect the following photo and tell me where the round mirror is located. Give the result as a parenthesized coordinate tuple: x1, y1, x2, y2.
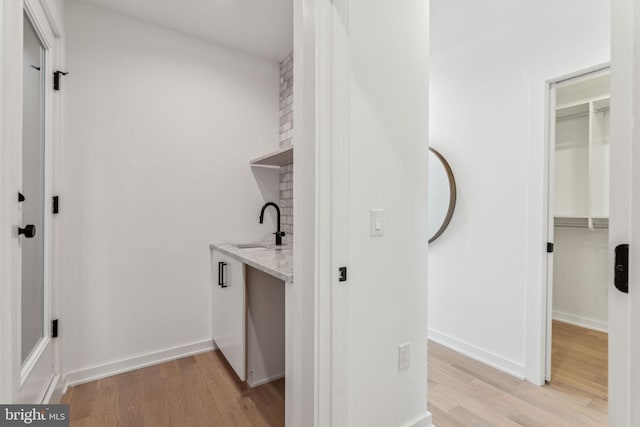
(428, 148, 457, 243)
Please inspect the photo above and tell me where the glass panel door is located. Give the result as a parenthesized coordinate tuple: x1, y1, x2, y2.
(21, 13, 46, 365)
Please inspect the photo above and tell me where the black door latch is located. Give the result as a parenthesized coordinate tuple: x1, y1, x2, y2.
(339, 267, 347, 282)
(615, 244, 629, 294)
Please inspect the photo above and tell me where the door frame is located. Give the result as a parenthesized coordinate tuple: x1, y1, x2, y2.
(542, 64, 611, 383)
(0, 0, 63, 404)
(291, 0, 351, 425)
(523, 43, 610, 387)
(610, 0, 636, 423)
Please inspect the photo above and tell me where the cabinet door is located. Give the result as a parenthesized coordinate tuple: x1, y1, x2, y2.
(211, 250, 246, 381)
(211, 250, 226, 358)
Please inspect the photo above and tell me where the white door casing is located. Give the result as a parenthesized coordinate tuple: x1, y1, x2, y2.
(1, 0, 62, 404)
(544, 83, 556, 383)
(18, 0, 56, 404)
(629, 0, 640, 421)
(544, 66, 611, 383)
(609, 0, 634, 424)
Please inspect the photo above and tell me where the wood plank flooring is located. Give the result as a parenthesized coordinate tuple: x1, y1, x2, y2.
(429, 320, 607, 426)
(61, 350, 284, 426)
(63, 321, 606, 426)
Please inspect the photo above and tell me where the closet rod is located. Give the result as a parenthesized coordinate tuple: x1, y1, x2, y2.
(554, 217, 609, 229)
(556, 106, 610, 122)
(554, 223, 609, 229)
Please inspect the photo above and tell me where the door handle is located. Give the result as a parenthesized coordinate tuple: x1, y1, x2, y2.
(615, 244, 629, 294)
(18, 224, 36, 238)
(218, 262, 228, 288)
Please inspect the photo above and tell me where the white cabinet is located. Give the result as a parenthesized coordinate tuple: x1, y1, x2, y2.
(211, 249, 246, 381)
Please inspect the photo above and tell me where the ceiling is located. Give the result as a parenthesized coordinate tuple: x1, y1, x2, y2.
(78, 0, 526, 62)
(431, 0, 527, 54)
(78, 0, 293, 61)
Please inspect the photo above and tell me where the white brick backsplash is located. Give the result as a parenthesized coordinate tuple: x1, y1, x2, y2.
(279, 52, 294, 241)
(279, 161, 293, 239)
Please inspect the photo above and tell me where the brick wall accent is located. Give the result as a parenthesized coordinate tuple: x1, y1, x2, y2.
(279, 53, 293, 148)
(279, 53, 294, 240)
(280, 163, 293, 237)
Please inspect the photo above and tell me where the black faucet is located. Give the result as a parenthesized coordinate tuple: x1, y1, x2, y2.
(260, 202, 285, 246)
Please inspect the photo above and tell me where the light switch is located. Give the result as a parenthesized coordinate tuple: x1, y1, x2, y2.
(371, 209, 384, 237)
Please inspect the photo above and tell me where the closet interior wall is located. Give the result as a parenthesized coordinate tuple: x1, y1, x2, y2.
(552, 71, 610, 332)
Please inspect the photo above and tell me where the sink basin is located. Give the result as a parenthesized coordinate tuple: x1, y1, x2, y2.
(234, 243, 269, 249)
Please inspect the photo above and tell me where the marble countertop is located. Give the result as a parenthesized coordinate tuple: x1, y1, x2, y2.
(209, 242, 293, 282)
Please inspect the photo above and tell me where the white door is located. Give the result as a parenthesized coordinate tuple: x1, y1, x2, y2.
(544, 84, 556, 383)
(16, 4, 57, 403)
(609, 0, 638, 424)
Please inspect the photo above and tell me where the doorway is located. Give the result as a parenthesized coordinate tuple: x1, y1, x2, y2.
(545, 67, 610, 410)
(14, 3, 60, 403)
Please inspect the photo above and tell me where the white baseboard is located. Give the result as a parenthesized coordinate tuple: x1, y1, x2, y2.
(41, 374, 62, 404)
(402, 411, 432, 427)
(247, 372, 285, 388)
(428, 328, 526, 380)
(64, 339, 216, 388)
(553, 311, 608, 333)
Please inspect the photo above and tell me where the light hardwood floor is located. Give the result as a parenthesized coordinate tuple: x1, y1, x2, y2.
(63, 321, 606, 426)
(429, 320, 607, 426)
(61, 350, 284, 426)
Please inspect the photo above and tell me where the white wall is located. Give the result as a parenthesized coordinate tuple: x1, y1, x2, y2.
(553, 228, 608, 331)
(294, 1, 429, 425)
(347, 1, 429, 425)
(61, 1, 280, 377)
(428, 0, 610, 381)
(43, 0, 65, 37)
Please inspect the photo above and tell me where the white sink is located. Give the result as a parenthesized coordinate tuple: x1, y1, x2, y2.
(233, 243, 270, 249)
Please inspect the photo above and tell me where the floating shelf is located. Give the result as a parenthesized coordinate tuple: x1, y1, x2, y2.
(250, 145, 293, 167)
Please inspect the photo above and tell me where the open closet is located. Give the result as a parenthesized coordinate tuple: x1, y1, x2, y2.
(553, 69, 609, 331)
(547, 69, 609, 396)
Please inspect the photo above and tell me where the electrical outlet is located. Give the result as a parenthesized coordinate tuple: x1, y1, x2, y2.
(399, 343, 410, 370)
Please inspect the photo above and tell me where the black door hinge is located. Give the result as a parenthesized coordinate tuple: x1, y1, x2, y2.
(52, 196, 59, 214)
(339, 267, 347, 282)
(18, 192, 25, 202)
(547, 242, 554, 253)
(53, 70, 69, 91)
(52, 319, 59, 338)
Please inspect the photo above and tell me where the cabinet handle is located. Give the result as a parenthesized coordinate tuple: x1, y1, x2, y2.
(218, 261, 228, 288)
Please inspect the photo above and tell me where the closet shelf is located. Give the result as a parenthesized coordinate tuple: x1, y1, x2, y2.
(556, 103, 589, 120)
(250, 145, 293, 167)
(556, 96, 610, 121)
(554, 216, 609, 229)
